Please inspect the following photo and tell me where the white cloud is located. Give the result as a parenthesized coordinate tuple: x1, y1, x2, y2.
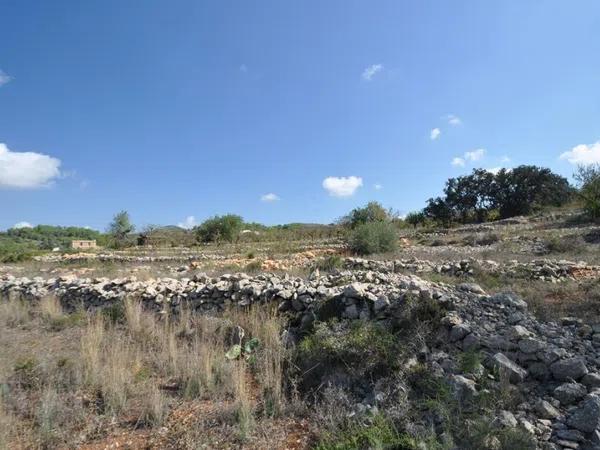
(500, 156, 511, 163)
(464, 148, 486, 161)
(0, 143, 62, 189)
(361, 64, 383, 81)
(0, 70, 11, 87)
(446, 114, 462, 126)
(560, 142, 600, 165)
(486, 167, 502, 175)
(177, 216, 197, 229)
(451, 157, 465, 167)
(13, 221, 33, 229)
(260, 193, 280, 202)
(239, 64, 248, 73)
(430, 128, 441, 140)
(322, 176, 363, 197)
(451, 148, 486, 167)
(374, 183, 383, 190)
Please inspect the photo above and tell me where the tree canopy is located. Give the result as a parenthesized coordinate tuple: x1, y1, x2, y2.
(423, 166, 573, 225)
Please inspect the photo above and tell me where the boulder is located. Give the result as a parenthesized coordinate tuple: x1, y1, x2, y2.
(490, 353, 528, 383)
(518, 338, 545, 354)
(550, 358, 588, 381)
(535, 399, 560, 419)
(489, 292, 528, 310)
(553, 383, 587, 406)
(567, 394, 600, 433)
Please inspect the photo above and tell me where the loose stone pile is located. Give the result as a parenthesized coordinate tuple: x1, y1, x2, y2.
(3, 268, 600, 448)
(344, 257, 600, 283)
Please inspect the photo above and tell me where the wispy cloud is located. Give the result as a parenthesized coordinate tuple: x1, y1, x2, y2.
(451, 148, 486, 167)
(500, 156, 511, 163)
(361, 64, 383, 81)
(374, 183, 383, 190)
(560, 142, 600, 165)
(12, 221, 33, 229)
(446, 114, 462, 126)
(451, 157, 465, 167)
(464, 148, 486, 161)
(322, 176, 363, 197)
(177, 216, 197, 229)
(0, 143, 62, 189)
(430, 128, 441, 140)
(0, 70, 11, 87)
(260, 192, 280, 202)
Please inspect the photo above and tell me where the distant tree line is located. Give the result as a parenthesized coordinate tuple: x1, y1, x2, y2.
(6, 225, 101, 250)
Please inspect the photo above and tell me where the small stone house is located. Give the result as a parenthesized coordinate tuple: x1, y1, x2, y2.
(71, 240, 97, 250)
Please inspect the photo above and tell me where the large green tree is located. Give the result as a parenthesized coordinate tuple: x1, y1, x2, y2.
(341, 202, 391, 229)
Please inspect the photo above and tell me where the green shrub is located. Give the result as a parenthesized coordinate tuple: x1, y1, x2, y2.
(298, 320, 400, 383)
(195, 214, 243, 243)
(348, 222, 397, 255)
(340, 202, 391, 229)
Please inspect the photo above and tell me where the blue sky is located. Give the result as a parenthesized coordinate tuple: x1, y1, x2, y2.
(1, 1, 600, 230)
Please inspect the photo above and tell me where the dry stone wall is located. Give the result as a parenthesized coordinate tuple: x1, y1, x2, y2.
(3, 268, 600, 447)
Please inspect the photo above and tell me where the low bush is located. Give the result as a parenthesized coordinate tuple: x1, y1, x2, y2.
(348, 222, 398, 255)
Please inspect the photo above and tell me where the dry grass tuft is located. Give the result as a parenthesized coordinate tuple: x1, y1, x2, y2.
(0, 296, 30, 327)
(39, 295, 64, 322)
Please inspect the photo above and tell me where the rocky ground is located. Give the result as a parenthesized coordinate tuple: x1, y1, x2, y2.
(2, 213, 600, 449)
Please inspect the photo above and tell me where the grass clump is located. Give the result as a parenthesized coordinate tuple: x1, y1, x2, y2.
(315, 413, 418, 450)
(314, 254, 344, 272)
(0, 296, 30, 327)
(348, 222, 398, 256)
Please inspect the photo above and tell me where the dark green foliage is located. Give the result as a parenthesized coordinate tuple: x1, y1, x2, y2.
(423, 197, 453, 227)
(340, 202, 391, 229)
(349, 222, 397, 255)
(194, 214, 243, 243)
(424, 166, 573, 225)
(405, 211, 426, 229)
